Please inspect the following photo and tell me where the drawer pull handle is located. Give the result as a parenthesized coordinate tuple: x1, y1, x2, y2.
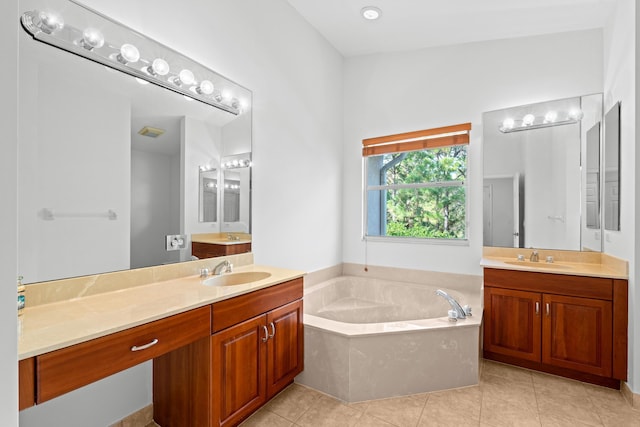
(268, 322, 276, 339)
(535, 302, 540, 315)
(131, 338, 159, 352)
(262, 325, 269, 343)
(546, 303, 550, 317)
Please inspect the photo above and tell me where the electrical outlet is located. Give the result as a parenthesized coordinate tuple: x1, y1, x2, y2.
(165, 234, 186, 251)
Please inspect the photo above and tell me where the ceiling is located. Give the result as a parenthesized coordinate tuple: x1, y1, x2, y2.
(287, 0, 616, 57)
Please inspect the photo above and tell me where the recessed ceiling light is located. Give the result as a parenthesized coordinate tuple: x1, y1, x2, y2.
(361, 6, 382, 21)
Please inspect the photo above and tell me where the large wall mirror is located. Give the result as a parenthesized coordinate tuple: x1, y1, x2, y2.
(483, 93, 603, 252)
(18, 0, 252, 284)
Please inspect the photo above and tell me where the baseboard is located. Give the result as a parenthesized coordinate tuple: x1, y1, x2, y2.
(621, 382, 640, 409)
(108, 404, 154, 427)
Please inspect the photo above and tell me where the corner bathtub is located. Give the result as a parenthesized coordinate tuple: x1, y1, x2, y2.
(296, 276, 482, 402)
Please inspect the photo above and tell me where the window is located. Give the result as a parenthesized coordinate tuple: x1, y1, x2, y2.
(363, 123, 471, 241)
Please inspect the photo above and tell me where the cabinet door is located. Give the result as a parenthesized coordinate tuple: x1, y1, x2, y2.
(211, 315, 267, 427)
(266, 300, 304, 397)
(542, 294, 612, 377)
(484, 287, 541, 362)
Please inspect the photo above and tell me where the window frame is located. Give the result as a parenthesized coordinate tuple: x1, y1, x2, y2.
(361, 124, 471, 245)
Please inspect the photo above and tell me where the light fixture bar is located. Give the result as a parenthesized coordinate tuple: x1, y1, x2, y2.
(499, 118, 579, 133)
(20, 8, 248, 115)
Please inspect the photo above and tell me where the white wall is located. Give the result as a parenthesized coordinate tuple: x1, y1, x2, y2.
(131, 149, 181, 269)
(14, 0, 344, 424)
(181, 116, 222, 261)
(0, 0, 18, 424)
(343, 30, 603, 276)
(18, 54, 131, 283)
(602, 0, 638, 392)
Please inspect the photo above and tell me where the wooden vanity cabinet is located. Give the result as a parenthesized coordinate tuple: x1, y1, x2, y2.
(192, 241, 252, 259)
(210, 279, 304, 427)
(483, 268, 627, 387)
(19, 358, 35, 410)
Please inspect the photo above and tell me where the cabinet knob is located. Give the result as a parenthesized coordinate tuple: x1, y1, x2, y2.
(262, 325, 269, 343)
(535, 302, 540, 315)
(546, 303, 550, 316)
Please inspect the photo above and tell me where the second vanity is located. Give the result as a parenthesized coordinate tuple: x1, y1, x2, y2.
(18, 254, 304, 427)
(481, 248, 628, 388)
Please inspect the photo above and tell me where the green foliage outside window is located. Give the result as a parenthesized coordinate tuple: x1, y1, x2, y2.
(381, 146, 466, 239)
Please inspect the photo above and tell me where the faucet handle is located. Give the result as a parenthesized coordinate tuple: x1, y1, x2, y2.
(463, 305, 472, 316)
(200, 268, 210, 278)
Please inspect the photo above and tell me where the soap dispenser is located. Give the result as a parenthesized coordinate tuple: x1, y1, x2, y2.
(17, 275, 25, 316)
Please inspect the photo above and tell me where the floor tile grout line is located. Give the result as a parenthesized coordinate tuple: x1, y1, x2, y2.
(413, 393, 429, 427)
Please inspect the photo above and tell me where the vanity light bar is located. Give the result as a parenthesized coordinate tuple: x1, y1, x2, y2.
(222, 159, 251, 169)
(499, 110, 583, 133)
(20, 9, 248, 115)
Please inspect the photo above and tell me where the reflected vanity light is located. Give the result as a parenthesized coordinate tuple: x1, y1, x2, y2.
(222, 159, 251, 169)
(20, 7, 248, 115)
(499, 109, 583, 133)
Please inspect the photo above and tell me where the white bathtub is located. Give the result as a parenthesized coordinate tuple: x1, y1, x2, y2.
(296, 276, 482, 402)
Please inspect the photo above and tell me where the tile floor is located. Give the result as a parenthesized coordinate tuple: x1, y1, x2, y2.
(239, 360, 640, 427)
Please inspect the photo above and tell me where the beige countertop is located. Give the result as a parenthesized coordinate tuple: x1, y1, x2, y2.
(481, 247, 628, 280)
(191, 233, 252, 245)
(18, 264, 304, 360)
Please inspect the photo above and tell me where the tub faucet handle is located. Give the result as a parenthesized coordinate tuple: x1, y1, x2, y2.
(463, 305, 472, 316)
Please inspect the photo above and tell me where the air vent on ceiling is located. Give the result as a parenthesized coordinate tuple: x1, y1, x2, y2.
(138, 126, 165, 138)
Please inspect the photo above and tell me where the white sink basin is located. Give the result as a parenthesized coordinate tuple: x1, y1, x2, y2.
(203, 271, 272, 286)
(504, 261, 571, 270)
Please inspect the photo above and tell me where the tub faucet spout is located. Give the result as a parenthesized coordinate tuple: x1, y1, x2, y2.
(435, 289, 466, 319)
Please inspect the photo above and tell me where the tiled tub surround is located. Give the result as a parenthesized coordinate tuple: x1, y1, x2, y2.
(298, 275, 482, 402)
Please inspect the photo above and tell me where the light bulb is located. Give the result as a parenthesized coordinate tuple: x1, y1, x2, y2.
(231, 98, 240, 109)
(522, 114, 535, 126)
(361, 6, 382, 20)
(222, 90, 232, 101)
(196, 80, 214, 95)
(232, 160, 239, 167)
(173, 69, 195, 86)
(502, 118, 515, 130)
(36, 11, 64, 34)
(544, 111, 558, 123)
(147, 58, 170, 76)
(79, 28, 104, 50)
(568, 109, 583, 120)
(117, 44, 140, 64)
(239, 99, 249, 110)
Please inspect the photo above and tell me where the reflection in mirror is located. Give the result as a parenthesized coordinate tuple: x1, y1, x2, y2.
(199, 168, 218, 223)
(483, 94, 603, 252)
(585, 123, 601, 229)
(221, 153, 252, 233)
(604, 102, 621, 231)
(18, 0, 252, 284)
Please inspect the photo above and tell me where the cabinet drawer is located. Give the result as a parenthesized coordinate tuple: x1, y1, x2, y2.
(37, 306, 211, 403)
(484, 268, 613, 300)
(212, 278, 303, 333)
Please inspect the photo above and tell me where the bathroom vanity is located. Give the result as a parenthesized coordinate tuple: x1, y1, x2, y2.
(191, 233, 253, 259)
(482, 251, 628, 388)
(18, 258, 304, 426)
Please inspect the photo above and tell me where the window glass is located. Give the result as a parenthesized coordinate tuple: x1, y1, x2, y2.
(365, 146, 467, 240)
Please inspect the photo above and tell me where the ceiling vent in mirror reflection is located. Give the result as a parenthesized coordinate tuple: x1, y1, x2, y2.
(138, 126, 165, 138)
(499, 108, 583, 133)
(20, 5, 250, 115)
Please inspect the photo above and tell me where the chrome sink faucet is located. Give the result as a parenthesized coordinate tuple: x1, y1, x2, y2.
(213, 260, 233, 275)
(530, 250, 539, 262)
